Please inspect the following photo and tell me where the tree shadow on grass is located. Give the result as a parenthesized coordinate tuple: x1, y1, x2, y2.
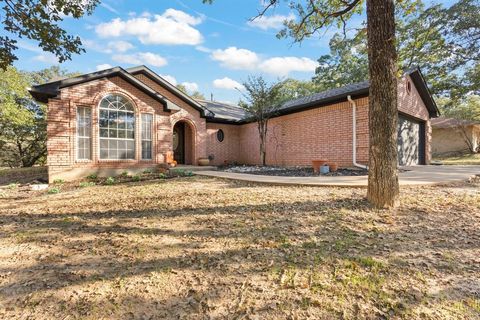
(0, 180, 479, 318)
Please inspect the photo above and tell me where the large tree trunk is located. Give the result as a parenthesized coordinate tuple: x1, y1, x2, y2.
(366, 0, 400, 208)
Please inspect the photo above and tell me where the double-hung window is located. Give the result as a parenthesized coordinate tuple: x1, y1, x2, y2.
(141, 114, 153, 160)
(76, 107, 92, 160)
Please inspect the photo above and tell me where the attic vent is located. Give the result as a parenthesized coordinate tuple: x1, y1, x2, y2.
(406, 80, 412, 95)
(217, 129, 224, 142)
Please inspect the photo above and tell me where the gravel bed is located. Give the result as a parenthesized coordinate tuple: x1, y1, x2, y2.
(221, 165, 368, 176)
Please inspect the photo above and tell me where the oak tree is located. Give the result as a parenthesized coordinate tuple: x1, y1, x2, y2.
(205, 0, 404, 208)
(0, 0, 99, 69)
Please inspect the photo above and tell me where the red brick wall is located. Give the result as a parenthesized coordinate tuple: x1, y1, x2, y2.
(133, 74, 207, 163)
(398, 75, 431, 163)
(47, 75, 207, 181)
(206, 123, 241, 165)
(233, 75, 430, 167)
(236, 97, 369, 167)
(46, 73, 432, 181)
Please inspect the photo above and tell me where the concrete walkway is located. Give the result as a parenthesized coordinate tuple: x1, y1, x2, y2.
(195, 165, 480, 187)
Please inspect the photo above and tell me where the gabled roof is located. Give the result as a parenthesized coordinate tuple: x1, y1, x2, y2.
(126, 65, 213, 118)
(29, 65, 439, 123)
(431, 117, 479, 128)
(407, 67, 440, 118)
(29, 66, 179, 112)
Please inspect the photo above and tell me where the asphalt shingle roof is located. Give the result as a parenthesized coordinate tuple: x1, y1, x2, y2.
(196, 80, 370, 123)
(196, 99, 251, 122)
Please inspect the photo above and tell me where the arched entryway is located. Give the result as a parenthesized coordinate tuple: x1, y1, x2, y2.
(173, 120, 195, 165)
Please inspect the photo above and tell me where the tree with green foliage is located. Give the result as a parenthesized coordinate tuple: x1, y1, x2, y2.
(312, 0, 480, 115)
(0, 66, 78, 167)
(176, 83, 206, 100)
(0, 0, 99, 69)
(205, 0, 409, 208)
(239, 76, 284, 166)
(276, 78, 323, 102)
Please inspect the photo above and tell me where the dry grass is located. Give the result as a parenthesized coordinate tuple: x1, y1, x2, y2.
(434, 153, 480, 165)
(0, 176, 479, 319)
(0, 166, 47, 186)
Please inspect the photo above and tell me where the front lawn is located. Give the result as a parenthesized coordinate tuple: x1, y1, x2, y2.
(434, 153, 480, 165)
(0, 176, 479, 319)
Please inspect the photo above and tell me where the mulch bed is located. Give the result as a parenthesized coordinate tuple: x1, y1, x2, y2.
(221, 165, 368, 176)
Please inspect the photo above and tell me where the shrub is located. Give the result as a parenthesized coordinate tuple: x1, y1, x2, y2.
(87, 173, 97, 180)
(105, 177, 115, 185)
(158, 173, 166, 179)
(120, 171, 129, 177)
(79, 181, 95, 188)
(7, 183, 19, 189)
(143, 169, 152, 174)
(53, 178, 65, 184)
(132, 175, 141, 182)
(48, 187, 60, 194)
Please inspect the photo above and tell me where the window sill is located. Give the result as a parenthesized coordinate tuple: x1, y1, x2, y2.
(98, 159, 138, 163)
(76, 159, 93, 163)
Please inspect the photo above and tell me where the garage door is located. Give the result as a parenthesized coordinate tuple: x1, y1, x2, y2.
(397, 115, 425, 166)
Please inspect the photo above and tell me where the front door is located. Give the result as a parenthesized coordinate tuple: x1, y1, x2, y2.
(173, 122, 185, 164)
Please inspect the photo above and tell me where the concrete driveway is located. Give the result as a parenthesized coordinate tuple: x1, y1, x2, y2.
(195, 165, 480, 187)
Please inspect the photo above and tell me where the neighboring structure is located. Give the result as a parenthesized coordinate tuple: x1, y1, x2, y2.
(431, 117, 480, 155)
(29, 66, 439, 182)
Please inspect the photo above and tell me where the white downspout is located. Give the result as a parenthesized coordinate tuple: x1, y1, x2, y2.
(348, 95, 368, 170)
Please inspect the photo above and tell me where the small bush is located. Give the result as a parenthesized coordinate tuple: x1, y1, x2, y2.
(120, 171, 129, 177)
(143, 169, 152, 174)
(105, 177, 115, 185)
(132, 175, 141, 182)
(53, 179, 65, 184)
(185, 171, 194, 177)
(87, 174, 97, 180)
(48, 187, 60, 194)
(158, 173, 166, 179)
(79, 181, 96, 188)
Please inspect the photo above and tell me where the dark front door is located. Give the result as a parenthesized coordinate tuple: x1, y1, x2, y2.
(173, 122, 185, 164)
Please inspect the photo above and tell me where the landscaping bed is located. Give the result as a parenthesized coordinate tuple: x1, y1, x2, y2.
(222, 165, 368, 176)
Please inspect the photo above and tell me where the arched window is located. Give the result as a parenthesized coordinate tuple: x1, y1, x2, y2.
(99, 94, 135, 159)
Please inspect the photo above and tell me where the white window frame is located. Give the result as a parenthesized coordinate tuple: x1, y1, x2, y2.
(98, 94, 136, 160)
(141, 113, 154, 160)
(76, 106, 92, 161)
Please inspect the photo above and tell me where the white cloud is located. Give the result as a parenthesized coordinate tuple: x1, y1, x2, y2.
(161, 74, 178, 86)
(247, 13, 295, 30)
(95, 9, 203, 45)
(108, 40, 134, 53)
(112, 52, 167, 67)
(213, 77, 245, 91)
(259, 57, 318, 76)
(211, 47, 259, 70)
(195, 45, 212, 53)
(83, 39, 134, 54)
(96, 64, 113, 70)
(182, 82, 199, 92)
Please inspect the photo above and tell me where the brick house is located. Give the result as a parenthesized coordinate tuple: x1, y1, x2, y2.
(29, 65, 439, 182)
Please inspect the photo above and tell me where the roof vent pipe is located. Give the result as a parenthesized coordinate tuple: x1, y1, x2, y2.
(347, 95, 368, 170)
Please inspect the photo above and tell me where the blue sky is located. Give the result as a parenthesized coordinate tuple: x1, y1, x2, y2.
(13, 0, 455, 103)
